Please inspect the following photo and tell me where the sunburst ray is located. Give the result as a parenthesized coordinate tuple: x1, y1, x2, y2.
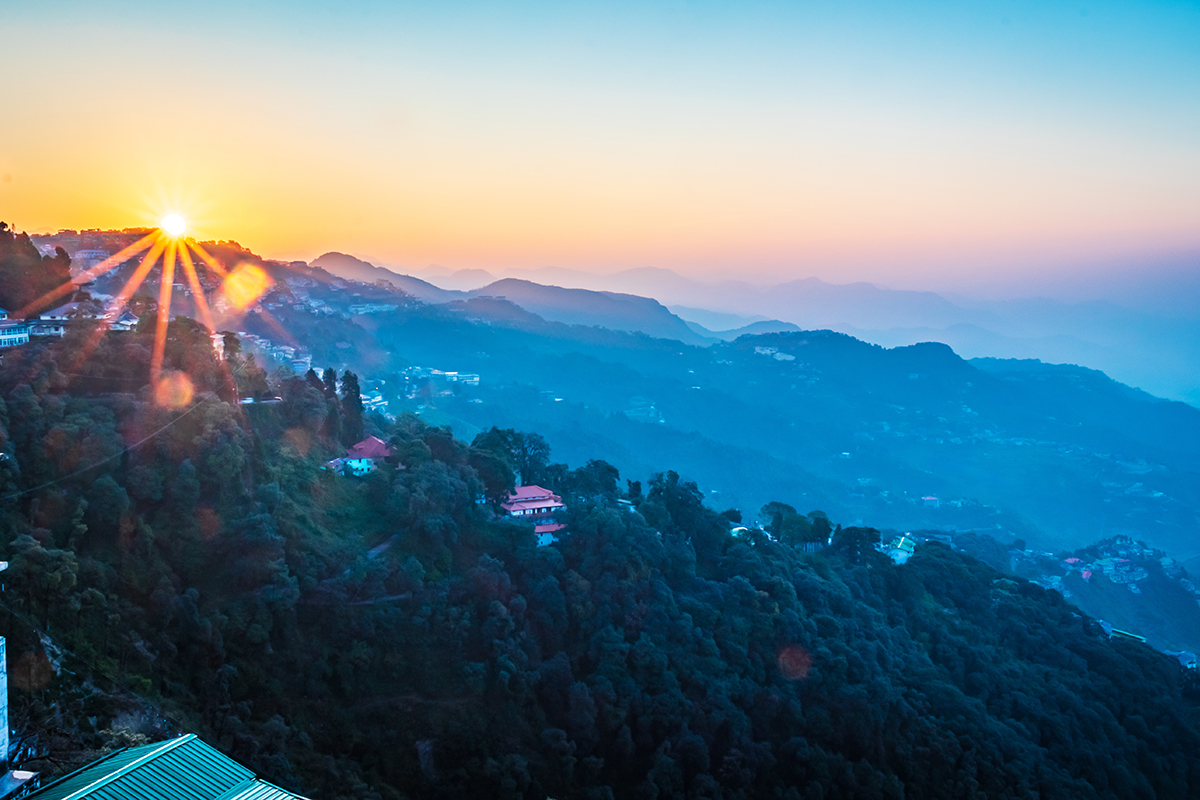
(60, 235, 169, 377)
(149, 240, 179, 388)
(254, 306, 299, 349)
(186, 241, 229, 278)
(111, 235, 170, 316)
(27, 219, 286, 407)
(177, 243, 217, 333)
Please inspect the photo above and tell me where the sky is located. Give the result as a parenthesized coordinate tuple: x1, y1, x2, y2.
(2, 0, 1198, 295)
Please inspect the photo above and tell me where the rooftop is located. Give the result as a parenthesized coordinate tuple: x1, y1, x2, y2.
(27, 734, 310, 800)
(345, 436, 393, 460)
(39, 302, 96, 320)
(506, 485, 558, 502)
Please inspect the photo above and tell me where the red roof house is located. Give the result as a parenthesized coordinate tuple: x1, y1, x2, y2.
(346, 436, 393, 460)
(505, 485, 558, 501)
(328, 436, 397, 476)
(501, 485, 566, 517)
(501, 486, 567, 545)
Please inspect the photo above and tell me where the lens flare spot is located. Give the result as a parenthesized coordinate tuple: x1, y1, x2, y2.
(196, 507, 223, 540)
(160, 213, 187, 237)
(224, 263, 272, 310)
(777, 645, 812, 681)
(154, 371, 194, 408)
(284, 427, 315, 456)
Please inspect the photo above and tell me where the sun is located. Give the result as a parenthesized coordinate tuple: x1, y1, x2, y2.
(160, 213, 187, 237)
(14, 206, 281, 407)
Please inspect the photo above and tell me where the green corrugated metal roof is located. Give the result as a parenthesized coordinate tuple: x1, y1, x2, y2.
(27, 735, 309, 800)
(28, 746, 153, 799)
(216, 781, 308, 800)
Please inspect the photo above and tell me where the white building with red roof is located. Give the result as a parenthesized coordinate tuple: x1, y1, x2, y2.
(346, 436, 392, 460)
(328, 435, 396, 476)
(501, 485, 566, 544)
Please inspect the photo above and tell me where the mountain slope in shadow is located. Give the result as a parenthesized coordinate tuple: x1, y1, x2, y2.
(468, 278, 712, 346)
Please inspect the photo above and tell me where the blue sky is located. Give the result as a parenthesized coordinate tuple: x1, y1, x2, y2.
(3, 0, 1198, 291)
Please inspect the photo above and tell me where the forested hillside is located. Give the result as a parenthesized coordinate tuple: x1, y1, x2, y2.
(26, 227, 1200, 559)
(0, 323, 1198, 799)
(317, 295, 1200, 557)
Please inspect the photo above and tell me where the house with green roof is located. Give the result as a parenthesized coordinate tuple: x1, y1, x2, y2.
(881, 533, 917, 564)
(26, 734, 310, 800)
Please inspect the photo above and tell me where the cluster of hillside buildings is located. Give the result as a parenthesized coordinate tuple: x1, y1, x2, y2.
(0, 300, 141, 349)
(0, 295, 481, 425)
(236, 332, 313, 374)
(0, 294, 411, 425)
(625, 396, 665, 424)
(268, 276, 339, 316)
(402, 366, 481, 390)
(400, 366, 482, 413)
(1015, 536, 1187, 600)
(2, 238, 221, 347)
(753, 345, 796, 362)
(263, 275, 408, 319)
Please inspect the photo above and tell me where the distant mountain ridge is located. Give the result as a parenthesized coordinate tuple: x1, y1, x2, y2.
(311, 255, 715, 344)
(394, 263, 1200, 407)
(684, 319, 803, 341)
(309, 252, 1200, 406)
(311, 252, 461, 304)
(454, 266, 980, 330)
(466, 278, 711, 345)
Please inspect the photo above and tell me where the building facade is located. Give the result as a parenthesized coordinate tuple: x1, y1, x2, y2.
(501, 485, 567, 545)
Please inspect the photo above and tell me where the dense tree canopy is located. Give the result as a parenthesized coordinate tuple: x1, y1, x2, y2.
(472, 427, 552, 487)
(0, 323, 1197, 799)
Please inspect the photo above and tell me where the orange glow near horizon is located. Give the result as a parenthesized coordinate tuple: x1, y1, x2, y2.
(9, 153, 1200, 293)
(8, 100, 1199, 296)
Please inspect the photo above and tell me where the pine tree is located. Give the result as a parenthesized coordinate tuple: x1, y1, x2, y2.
(340, 370, 364, 445)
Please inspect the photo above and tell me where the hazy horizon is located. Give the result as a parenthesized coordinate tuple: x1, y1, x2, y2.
(375, 249, 1200, 308)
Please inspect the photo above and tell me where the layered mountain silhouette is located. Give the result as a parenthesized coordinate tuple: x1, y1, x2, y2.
(311, 252, 461, 304)
(465, 278, 710, 346)
(310, 257, 810, 346)
(308, 252, 1200, 405)
(684, 318, 803, 340)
